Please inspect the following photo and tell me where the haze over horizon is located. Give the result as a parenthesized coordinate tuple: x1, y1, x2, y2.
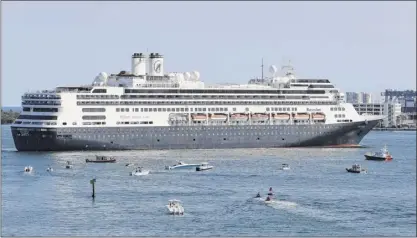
(2, 1, 416, 106)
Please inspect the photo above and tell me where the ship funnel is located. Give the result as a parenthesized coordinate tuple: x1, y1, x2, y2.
(131, 53, 147, 76)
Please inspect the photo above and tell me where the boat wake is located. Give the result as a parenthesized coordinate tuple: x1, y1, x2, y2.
(253, 197, 345, 222)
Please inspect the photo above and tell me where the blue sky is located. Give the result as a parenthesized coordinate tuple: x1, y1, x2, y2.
(2, 1, 416, 106)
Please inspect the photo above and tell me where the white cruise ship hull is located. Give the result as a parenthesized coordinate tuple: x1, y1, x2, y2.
(11, 119, 379, 151)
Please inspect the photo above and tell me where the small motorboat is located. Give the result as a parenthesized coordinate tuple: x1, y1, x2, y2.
(346, 164, 367, 173)
(364, 145, 393, 161)
(130, 167, 150, 176)
(165, 161, 200, 170)
(24, 166, 33, 173)
(280, 164, 290, 170)
(86, 155, 116, 163)
(166, 199, 184, 215)
(196, 162, 214, 171)
(125, 163, 134, 167)
(46, 166, 53, 172)
(65, 161, 73, 169)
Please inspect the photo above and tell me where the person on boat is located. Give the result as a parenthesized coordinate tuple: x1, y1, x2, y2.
(255, 192, 261, 198)
(267, 187, 273, 196)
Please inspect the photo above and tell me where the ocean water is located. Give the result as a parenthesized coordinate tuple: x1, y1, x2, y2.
(1, 125, 416, 236)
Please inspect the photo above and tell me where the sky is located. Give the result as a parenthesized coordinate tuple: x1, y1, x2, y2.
(2, 1, 416, 106)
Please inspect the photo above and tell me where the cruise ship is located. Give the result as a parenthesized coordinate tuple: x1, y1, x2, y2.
(11, 52, 384, 151)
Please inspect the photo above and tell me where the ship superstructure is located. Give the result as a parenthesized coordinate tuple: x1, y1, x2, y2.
(11, 52, 384, 151)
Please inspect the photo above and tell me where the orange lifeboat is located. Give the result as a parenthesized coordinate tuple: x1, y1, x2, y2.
(230, 113, 249, 121)
(251, 113, 269, 121)
(210, 113, 228, 121)
(191, 113, 207, 121)
(273, 113, 290, 120)
(312, 113, 326, 120)
(293, 113, 310, 120)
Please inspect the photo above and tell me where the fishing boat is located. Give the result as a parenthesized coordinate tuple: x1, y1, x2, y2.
(364, 145, 393, 161)
(165, 161, 200, 170)
(86, 155, 116, 163)
(279, 164, 290, 170)
(346, 164, 367, 173)
(24, 166, 33, 173)
(166, 199, 184, 215)
(196, 162, 214, 171)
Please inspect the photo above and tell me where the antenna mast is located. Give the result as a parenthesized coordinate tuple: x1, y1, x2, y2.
(261, 58, 264, 79)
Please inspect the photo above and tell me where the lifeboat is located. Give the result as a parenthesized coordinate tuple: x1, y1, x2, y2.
(251, 113, 269, 121)
(230, 113, 249, 121)
(312, 113, 326, 120)
(273, 113, 290, 120)
(191, 113, 207, 121)
(293, 113, 310, 120)
(210, 113, 228, 121)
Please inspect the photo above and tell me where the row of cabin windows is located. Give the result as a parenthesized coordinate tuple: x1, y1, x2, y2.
(82, 108, 106, 112)
(82, 115, 106, 120)
(56, 124, 337, 133)
(22, 101, 61, 105)
(115, 107, 230, 113)
(22, 94, 61, 99)
(82, 121, 106, 125)
(337, 119, 353, 122)
(266, 107, 296, 112)
(77, 94, 119, 99)
(22, 107, 58, 112)
(77, 100, 337, 106)
(123, 89, 326, 94)
(116, 121, 153, 125)
(114, 107, 300, 113)
(335, 114, 346, 118)
(14, 121, 57, 125)
(330, 107, 345, 111)
(120, 95, 305, 100)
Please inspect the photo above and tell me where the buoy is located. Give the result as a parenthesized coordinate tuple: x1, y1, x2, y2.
(90, 178, 96, 198)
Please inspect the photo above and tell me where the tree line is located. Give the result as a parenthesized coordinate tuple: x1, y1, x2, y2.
(1, 110, 20, 124)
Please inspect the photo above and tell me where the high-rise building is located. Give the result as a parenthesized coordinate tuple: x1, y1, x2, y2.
(345, 92, 359, 104)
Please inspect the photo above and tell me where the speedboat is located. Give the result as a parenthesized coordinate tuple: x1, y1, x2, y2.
(346, 164, 367, 173)
(130, 167, 150, 176)
(125, 163, 134, 167)
(166, 199, 184, 215)
(46, 166, 53, 172)
(364, 145, 393, 161)
(24, 166, 33, 173)
(280, 164, 290, 170)
(165, 161, 200, 170)
(65, 161, 73, 169)
(86, 155, 116, 163)
(196, 162, 214, 171)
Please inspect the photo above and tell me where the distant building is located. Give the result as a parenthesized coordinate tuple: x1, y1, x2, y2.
(345, 92, 359, 104)
(353, 100, 403, 128)
(346, 92, 372, 104)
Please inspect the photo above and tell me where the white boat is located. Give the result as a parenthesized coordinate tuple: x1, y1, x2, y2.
(166, 199, 184, 215)
(65, 161, 73, 169)
(196, 162, 214, 171)
(46, 166, 53, 172)
(24, 166, 33, 173)
(125, 163, 134, 167)
(130, 167, 150, 176)
(165, 161, 200, 170)
(280, 164, 290, 170)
